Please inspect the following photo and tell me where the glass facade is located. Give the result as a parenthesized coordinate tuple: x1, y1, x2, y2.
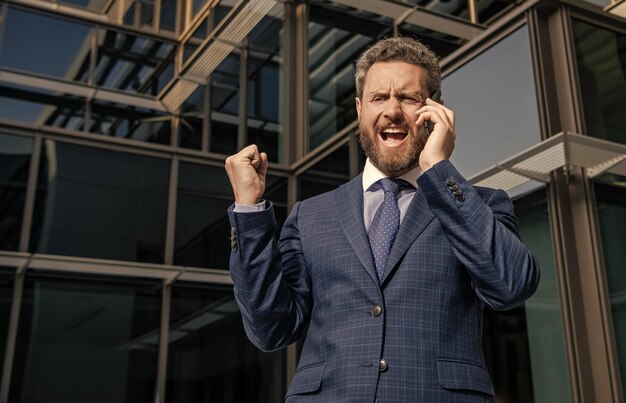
(0, 0, 624, 401)
(595, 181, 626, 391)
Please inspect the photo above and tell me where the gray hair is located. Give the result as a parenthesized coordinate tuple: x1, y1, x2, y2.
(354, 37, 441, 99)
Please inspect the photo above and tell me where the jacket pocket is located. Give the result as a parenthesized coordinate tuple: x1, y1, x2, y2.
(437, 358, 495, 396)
(285, 362, 326, 397)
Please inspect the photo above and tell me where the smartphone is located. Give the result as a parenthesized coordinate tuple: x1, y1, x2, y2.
(424, 89, 441, 136)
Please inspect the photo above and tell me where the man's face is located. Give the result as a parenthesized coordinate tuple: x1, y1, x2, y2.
(356, 61, 430, 177)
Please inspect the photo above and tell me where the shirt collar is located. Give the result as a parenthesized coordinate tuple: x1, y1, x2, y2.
(362, 158, 422, 192)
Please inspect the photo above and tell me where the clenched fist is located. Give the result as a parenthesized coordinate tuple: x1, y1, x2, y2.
(225, 144, 268, 205)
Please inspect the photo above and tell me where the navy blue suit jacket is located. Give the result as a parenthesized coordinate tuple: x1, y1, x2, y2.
(227, 160, 540, 402)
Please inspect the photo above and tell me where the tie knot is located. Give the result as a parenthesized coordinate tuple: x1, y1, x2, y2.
(378, 178, 411, 196)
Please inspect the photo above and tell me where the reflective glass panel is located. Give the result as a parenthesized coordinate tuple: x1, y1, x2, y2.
(595, 181, 626, 390)
(0, 83, 86, 126)
(94, 29, 176, 96)
(180, 86, 206, 150)
(0, 269, 15, 379)
(30, 141, 169, 263)
(175, 162, 287, 269)
(210, 54, 239, 156)
(298, 144, 351, 200)
(59, 0, 110, 12)
(9, 271, 161, 403)
(166, 282, 285, 402)
(247, 12, 283, 163)
(89, 100, 171, 144)
(443, 25, 542, 194)
(308, 3, 392, 150)
(573, 20, 626, 145)
(483, 189, 571, 403)
(1, 8, 92, 82)
(0, 133, 32, 251)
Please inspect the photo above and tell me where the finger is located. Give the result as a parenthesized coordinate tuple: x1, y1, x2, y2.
(258, 152, 268, 177)
(426, 98, 455, 128)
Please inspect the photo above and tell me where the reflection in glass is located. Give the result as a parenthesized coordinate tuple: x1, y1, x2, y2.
(0, 134, 32, 251)
(166, 282, 285, 402)
(9, 272, 161, 403)
(298, 144, 351, 200)
(595, 181, 626, 390)
(493, 189, 571, 402)
(397, 24, 463, 59)
(175, 162, 287, 269)
(0, 269, 14, 379)
(308, 4, 392, 150)
(180, 86, 206, 150)
(247, 13, 283, 162)
(89, 101, 171, 144)
(0, 8, 91, 82)
(443, 25, 541, 184)
(94, 30, 176, 96)
(30, 141, 169, 263)
(573, 20, 626, 145)
(210, 54, 239, 156)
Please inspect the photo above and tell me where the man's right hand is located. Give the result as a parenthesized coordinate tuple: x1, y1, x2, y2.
(225, 144, 268, 205)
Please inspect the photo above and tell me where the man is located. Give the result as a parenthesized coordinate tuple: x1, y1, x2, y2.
(225, 37, 539, 402)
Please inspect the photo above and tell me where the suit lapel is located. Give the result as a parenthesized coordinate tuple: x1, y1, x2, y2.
(380, 189, 435, 285)
(335, 175, 379, 285)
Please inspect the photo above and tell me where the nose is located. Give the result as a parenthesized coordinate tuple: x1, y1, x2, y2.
(383, 98, 402, 121)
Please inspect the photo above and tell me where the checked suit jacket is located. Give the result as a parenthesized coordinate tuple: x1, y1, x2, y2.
(227, 160, 540, 402)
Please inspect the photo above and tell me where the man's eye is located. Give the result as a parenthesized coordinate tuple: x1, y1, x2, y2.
(402, 98, 420, 104)
(371, 96, 384, 102)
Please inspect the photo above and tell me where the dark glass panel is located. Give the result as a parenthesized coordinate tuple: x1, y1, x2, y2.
(166, 282, 285, 403)
(89, 101, 171, 144)
(308, 4, 392, 150)
(59, 0, 110, 12)
(297, 144, 351, 201)
(247, 11, 283, 163)
(0, 269, 15, 379)
(573, 20, 626, 145)
(174, 161, 287, 269)
(595, 181, 626, 390)
(0, 84, 86, 126)
(159, 0, 177, 32)
(209, 54, 240, 155)
(0, 134, 32, 251)
(30, 141, 169, 263)
(94, 29, 176, 96)
(9, 271, 161, 403)
(1, 8, 91, 82)
(180, 86, 206, 150)
(484, 189, 571, 402)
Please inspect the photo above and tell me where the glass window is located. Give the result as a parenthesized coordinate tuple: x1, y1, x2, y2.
(159, 0, 177, 32)
(308, 3, 392, 150)
(0, 8, 92, 82)
(484, 190, 572, 402)
(443, 26, 542, 185)
(209, 54, 239, 156)
(595, 180, 626, 390)
(59, 0, 110, 13)
(9, 271, 161, 403)
(30, 141, 170, 264)
(175, 162, 287, 269)
(247, 13, 283, 163)
(180, 86, 206, 150)
(297, 144, 351, 200)
(94, 30, 176, 96)
(0, 133, 32, 251)
(573, 20, 626, 145)
(166, 282, 285, 402)
(89, 100, 171, 144)
(0, 269, 14, 380)
(397, 25, 464, 59)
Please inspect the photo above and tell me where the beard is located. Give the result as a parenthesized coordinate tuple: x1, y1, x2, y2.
(358, 120, 426, 174)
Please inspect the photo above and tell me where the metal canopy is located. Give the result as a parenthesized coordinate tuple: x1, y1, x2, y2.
(470, 132, 626, 192)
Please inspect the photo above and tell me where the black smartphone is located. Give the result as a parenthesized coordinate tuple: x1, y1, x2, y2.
(424, 89, 441, 136)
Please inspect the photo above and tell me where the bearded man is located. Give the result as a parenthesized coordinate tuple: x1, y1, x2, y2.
(224, 36, 540, 402)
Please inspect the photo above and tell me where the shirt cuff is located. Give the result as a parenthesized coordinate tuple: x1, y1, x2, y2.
(233, 200, 267, 213)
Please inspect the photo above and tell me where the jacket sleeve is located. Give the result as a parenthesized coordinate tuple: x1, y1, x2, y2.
(227, 201, 311, 351)
(416, 160, 540, 310)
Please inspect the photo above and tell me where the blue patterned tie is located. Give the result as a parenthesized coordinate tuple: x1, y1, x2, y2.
(368, 178, 404, 279)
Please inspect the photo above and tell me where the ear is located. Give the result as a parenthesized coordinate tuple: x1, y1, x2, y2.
(355, 97, 362, 119)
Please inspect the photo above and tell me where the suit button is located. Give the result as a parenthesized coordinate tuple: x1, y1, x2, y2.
(456, 195, 465, 202)
(446, 178, 455, 186)
(371, 305, 382, 317)
(450, 184, 459, 191)
(453, 189, 462, 196)
(379, 359, 388, 372)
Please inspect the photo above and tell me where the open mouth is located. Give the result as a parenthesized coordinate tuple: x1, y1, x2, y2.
(379, 127, 408, 146)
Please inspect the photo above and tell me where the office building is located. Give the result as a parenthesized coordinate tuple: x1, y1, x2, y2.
(0, 0, 625, 401)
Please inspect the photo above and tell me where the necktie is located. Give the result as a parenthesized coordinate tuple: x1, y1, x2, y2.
(368, 178, 404, 279)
